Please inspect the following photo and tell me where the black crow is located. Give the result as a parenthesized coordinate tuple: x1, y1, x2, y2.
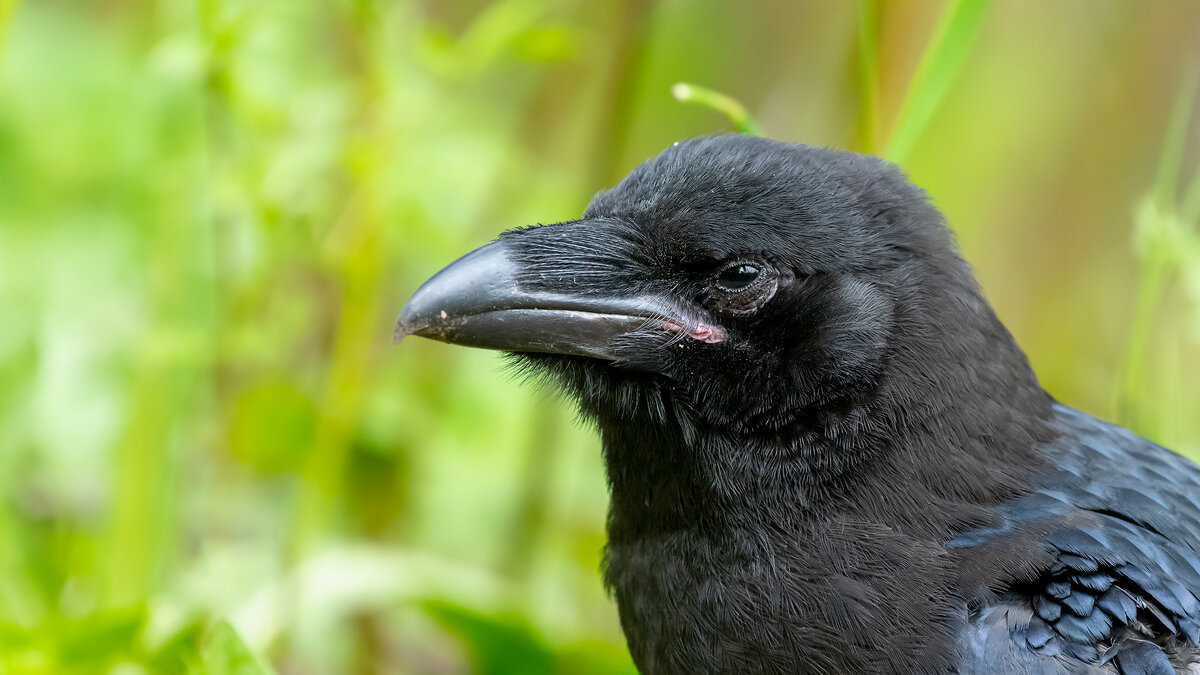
(395, 135, 1200, 674)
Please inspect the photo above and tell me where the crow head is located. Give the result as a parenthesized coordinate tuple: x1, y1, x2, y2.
(397, 135, 1055, 674)
(397, 135, 1010, 444)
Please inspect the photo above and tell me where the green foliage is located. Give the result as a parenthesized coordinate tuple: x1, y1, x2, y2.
(191, 622, 276, 675)
(0, 607, 267, 675)
(884, 0, 991, 164)
(670, 82, 765, 136)
(1120, 67, 1200, 438)
(0, 0, 1197, 672)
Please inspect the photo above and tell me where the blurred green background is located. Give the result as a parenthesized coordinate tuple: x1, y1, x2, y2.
(2, 0, 1200, 673)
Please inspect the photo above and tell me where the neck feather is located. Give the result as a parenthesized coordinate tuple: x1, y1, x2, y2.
(598, 282, 1055, 544)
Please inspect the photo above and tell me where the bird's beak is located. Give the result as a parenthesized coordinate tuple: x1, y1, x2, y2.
(396, 239, 719, 360)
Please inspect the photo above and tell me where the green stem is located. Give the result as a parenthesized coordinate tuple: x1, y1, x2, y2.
(1118, 245, 1171, 430)
(672, 82, 765, 136)
(1117, 68, 1200, 431)
(1152, 65, 1199, 211)
(855, 0, 881, 153)
(289, 0, 386, 560)
(103, 215, 202, 608)
(590, 0, 656, 186)
(1180, 162, 1200, 225)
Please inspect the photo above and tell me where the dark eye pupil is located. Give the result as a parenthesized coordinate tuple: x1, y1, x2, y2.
(718, 264, 760, 290)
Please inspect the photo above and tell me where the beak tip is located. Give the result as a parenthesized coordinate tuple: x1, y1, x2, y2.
(393, 313, 416, 345)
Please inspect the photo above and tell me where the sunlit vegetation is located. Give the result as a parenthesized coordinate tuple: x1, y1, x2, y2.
(0, 1, 1197, 672)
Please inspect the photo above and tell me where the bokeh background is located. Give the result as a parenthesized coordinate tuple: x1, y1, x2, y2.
(2, 0, 1200, 673)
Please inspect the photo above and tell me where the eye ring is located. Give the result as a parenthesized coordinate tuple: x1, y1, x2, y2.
(715, 262, 762, 292)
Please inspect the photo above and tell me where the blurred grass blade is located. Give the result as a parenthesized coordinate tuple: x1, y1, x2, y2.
(1173, 64, 1200, 223)
(856, 0, 881, 153)
(1119, 197, 1172, 432)
(1152, 65, 1199, 210)
(885, 0, 991, 164)
(1118, 68, 1200, 431)
(0, 0, 18, 49)
(1183, 164, 1200, 224)
(672, 82, 765, 136)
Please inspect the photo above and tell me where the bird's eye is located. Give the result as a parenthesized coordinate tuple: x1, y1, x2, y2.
(716, 264, 761, 291)
(706, 259, 781, 315)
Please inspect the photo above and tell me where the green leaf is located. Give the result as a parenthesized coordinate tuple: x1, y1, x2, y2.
(56, 607, 145, 666)
(190, 622, 275, 675)
(423, 601, 556, 675)
(885, 0, 991, 164)
(555, 640, 639, 675)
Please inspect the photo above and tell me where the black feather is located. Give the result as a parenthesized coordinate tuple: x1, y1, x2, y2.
(410, 135, 1200, 673)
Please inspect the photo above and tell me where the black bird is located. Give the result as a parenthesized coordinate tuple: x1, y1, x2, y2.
(395, 135, 1200, 674)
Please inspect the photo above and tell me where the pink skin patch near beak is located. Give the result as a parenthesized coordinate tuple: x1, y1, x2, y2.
(662, 320, 726, 344)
